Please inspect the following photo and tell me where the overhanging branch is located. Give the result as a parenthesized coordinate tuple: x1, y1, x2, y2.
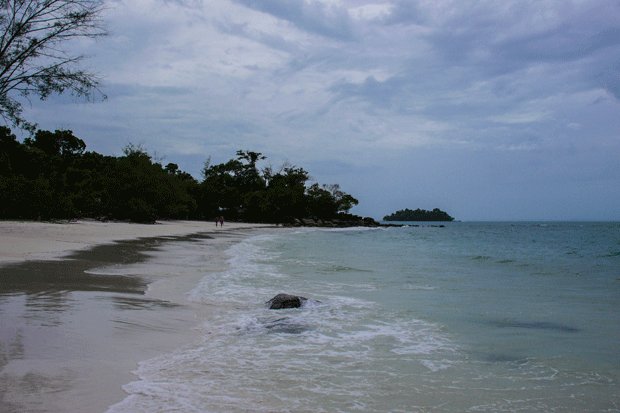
(0, 0, 106, 129)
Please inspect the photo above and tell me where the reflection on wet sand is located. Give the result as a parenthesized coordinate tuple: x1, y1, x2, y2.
(0, 238, 163, 296)
(0, 232, 217, 413)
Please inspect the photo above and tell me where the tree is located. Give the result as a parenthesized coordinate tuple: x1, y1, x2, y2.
(324, 183, 358, 213)
(263, 165, 309, 221)
(0, 125, 19, 173)
(235, 150, 266, 193)
(235, 150, 265, 168)
(305, 183, 337, 218)
(306, 183, 359, 219)
(24, 129, 85, 156)
(0, 0, 106, 131)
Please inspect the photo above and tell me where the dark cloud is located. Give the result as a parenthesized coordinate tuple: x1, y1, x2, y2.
(330, 75, 407, 107)
(393, 1, 620, 97)
(382, 1, 424, 25)
(214, 18, 300, 55)
(328, 0, 620, 119)
(232, 0, 355, 40)
(102, 83, 192, 99)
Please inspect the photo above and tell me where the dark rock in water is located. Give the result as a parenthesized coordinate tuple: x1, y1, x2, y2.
(266, 293, 307, 310)
(288, 215, 381, 228)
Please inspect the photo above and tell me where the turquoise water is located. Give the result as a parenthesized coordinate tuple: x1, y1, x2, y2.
(109, 222, 620, 412)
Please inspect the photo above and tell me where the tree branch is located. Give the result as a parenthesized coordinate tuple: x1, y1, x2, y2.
(0, 0, 105, 129)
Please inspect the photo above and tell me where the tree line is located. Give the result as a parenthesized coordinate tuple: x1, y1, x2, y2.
(0, 127, 359, 223)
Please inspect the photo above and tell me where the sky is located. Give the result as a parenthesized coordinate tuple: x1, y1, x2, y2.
(18, 0, 620, 221)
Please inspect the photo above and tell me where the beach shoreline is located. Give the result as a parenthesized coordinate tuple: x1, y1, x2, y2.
(0, 220, 277, 413)
(0, 219, 275, 264)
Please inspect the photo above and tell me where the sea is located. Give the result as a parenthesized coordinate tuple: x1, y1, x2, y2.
(107, 222, 620, 413)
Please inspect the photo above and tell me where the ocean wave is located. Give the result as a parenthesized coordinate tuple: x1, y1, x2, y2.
(105, 223, 620, 413)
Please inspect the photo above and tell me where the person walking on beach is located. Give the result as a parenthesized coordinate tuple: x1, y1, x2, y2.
(219, 216, 224, 227)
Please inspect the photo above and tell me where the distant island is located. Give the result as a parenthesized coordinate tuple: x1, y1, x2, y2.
(383, 208, 455, 222)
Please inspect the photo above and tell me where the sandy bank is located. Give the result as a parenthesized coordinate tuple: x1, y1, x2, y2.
(0, 221, 278, 413)
(0, 220, 273, 264)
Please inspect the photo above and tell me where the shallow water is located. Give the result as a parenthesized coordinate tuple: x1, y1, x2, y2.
(106, 222, 620, 412)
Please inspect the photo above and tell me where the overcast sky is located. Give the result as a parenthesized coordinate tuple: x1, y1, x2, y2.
(21, 0, 620, 220)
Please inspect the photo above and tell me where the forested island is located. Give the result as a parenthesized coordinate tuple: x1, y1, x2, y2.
(383, 208, 455, 222)
(0, 127, 368, 225)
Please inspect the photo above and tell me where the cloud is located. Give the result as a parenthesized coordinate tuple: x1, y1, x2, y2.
(231, 0, 355, 40)
(17, 0, 620, 219)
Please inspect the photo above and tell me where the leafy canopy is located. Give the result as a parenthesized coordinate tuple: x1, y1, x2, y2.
(0, 128, 360, 223)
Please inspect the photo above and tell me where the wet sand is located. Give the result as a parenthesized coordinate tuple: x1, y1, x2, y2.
(0, 220, 274, 412)
(0, 219, 268, 264)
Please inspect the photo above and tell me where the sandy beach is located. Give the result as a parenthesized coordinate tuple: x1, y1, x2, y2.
(0, 219, 271, 264)
(0, 220, 275, 413)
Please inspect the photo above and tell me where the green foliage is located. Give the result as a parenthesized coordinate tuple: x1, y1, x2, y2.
(199, 150, 355, 223)
(0, 127, 199, 222)
(305, 183, 359, 219)
(24, 129, 86, 157)
(383, 208, 454, 222)
(0, 127, 358, 223)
